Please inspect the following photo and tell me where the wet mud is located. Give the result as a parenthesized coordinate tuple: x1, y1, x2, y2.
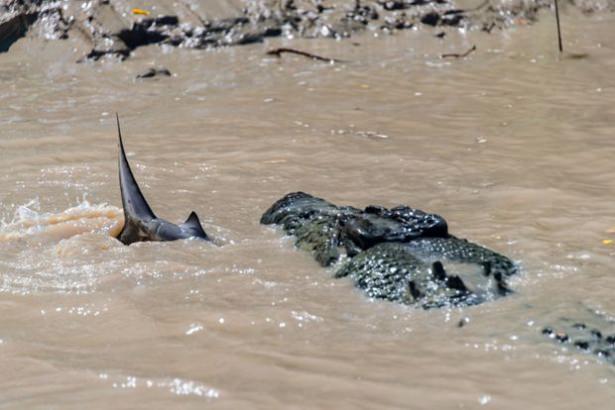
(2, 0, 613, 61)
(135, 67, 171, 79)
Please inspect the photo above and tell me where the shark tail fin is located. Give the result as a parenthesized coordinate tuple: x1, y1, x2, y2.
(181, 211, 209, 240)
(117, 113, 157, 243)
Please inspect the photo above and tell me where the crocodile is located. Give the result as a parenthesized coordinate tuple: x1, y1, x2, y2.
(261, 192, 516, 308)
(542, 316, 615, 365)
(261, 192, 615, 363)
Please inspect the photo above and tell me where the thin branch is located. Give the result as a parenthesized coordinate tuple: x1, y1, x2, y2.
(463, 0, 490, 13)
(441, 45, 476, 59)
(266, 47, 345, 63)
(554, 0, 563, 53)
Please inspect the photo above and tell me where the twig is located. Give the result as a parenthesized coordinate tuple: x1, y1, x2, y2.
(180, 0, 208, 28)
(266, 47, 345, 63)
(441, 45, 476, 59)
(554, 0, 563, 53)
(482, 22, 496, 33)
(442, 0, 490, 17)
(459, 0, 490, 13)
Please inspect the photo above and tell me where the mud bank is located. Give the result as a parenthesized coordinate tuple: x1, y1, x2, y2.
(1, 0, 613, 61)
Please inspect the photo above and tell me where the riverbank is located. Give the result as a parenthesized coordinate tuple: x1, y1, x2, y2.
(2, 0, 612, 61)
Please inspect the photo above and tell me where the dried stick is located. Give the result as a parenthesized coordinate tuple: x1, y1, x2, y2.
(441, 45, 476, 59)
(266, 47, 345, 63)
(554, 0, 563, 53)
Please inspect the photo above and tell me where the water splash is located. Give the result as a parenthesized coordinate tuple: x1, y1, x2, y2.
(0, 199, 125, 294)
(0, 199, 124, 242)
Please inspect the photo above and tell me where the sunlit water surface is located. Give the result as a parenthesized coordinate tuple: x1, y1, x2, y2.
(1, 10, 614, 409)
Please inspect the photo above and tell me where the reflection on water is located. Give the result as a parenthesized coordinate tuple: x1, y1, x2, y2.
(0, 10, 615, 409)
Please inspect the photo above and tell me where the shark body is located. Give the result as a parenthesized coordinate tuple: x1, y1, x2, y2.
(115, 115, 210, 245)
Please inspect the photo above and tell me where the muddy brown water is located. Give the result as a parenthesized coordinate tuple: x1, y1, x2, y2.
(1, 10, 615, 409)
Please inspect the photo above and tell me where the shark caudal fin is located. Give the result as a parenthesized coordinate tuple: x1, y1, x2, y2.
(180, 211, 209, 240)
(116, 114, 157, 242)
